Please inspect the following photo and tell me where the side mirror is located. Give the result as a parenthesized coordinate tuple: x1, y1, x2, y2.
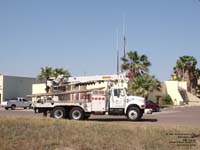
(120, 92, 125, 97)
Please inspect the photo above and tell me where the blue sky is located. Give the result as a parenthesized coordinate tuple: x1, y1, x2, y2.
(0, 0, 200, 81)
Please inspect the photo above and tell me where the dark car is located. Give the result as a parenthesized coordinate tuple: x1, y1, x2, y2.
(146, 100, 160, 112)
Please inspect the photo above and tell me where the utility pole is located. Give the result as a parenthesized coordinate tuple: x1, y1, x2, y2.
(116, 28, 119, 75)
(123, 14, 126, 59)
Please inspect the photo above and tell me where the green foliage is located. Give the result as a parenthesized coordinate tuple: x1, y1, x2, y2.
(53, 68, 71, 78)
(37, 66, 71, 93)
(173, 55, 197, 81)
(196, 85, 200, 98)
(121, 50, 160, 98)
(121, 50, 151, 77)
(128, 74, 161, 97)
(173, 55, 198, 94)
(163, 94, 172, 104)
(37, 66, 71, 81)
(196, 68, 200, 79)
(37, 66, 54, 81)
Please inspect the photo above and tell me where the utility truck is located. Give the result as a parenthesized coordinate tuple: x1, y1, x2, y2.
(30, 74, 151, 121)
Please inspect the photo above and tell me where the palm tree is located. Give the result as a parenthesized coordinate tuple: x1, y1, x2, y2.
(37, 66, 54, 93)
(173, 56, 197, 93)
(196, 68, 200, 80)
(128, 74, 161, 98)
(53, 68, 71, 78)
(38, 67, 71, 93)
(121, 51, 151, 78)
(173, 59, 185, 80)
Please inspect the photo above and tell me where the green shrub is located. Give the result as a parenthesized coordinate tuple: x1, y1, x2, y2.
(163, 94, 172, 104)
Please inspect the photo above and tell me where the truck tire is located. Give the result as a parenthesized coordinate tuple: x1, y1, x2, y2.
(51, 107, 66, 119)
(127, 107, 141, 121)
(69, 107, 84, 120)
(5, 107, 9, 110)
(11, 105, 16, 110)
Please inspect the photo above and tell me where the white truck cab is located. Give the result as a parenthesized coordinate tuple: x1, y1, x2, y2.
(105, 87, 145, 120)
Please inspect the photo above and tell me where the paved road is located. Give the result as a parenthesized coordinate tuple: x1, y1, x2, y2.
(0, 106, 200, 126)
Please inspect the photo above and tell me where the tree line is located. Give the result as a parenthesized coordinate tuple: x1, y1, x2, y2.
(173, 56, 200, 95)
(37, 52, 200, 98)
(37, 67, 71, 93)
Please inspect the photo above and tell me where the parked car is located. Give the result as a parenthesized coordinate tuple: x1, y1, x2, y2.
(1, 97, 32, 110)
(146, 100, 160, 112)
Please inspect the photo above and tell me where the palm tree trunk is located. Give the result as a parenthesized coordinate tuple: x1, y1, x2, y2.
(186, 70, 191, 92)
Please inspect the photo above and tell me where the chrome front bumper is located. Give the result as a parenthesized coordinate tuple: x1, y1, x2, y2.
(145, 108, 153, 114)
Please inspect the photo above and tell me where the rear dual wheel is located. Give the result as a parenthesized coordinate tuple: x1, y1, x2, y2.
(69, 107, 84, 120)
(51, 107, 85, 120)
(51, 107, 66, 119)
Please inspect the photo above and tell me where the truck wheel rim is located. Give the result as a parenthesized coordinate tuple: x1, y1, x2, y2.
(128, 110, 138, 120)
(11, 105, 16, 109)
(72, 110, 81, 120)
(54, 110, 64, 118)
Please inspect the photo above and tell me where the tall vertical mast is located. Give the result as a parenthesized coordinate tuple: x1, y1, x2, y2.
(123, 14, 126, 59)
(116, 28, 119, 75)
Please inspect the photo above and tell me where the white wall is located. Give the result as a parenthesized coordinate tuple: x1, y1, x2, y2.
(32, 83, 46, 94)
(165, 81, 184, 105)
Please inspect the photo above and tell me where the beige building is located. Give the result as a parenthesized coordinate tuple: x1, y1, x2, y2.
(0, 75, 36, 104)
(149, 81, 200, 105)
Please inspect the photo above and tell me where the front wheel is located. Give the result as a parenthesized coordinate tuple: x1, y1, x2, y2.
(69, 107, 84, 120)
(11, 105, 16, 110)
(51, 107, 66, 119)
(127, 107, 141, 121)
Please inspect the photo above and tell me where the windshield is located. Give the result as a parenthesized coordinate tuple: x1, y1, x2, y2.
(125, 88, 129, 96)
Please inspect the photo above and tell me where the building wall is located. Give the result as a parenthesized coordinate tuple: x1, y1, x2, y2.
(148, 82, 167, 105)
(165, 81, 184, 105)
(32, 83, 46, 94)
(0, 75, 36, 103)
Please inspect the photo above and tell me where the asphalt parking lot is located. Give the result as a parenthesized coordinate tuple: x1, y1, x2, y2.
(0, 106, 200, 127)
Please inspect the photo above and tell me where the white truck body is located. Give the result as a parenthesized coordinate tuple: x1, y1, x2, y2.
(32, 86, 150, 121)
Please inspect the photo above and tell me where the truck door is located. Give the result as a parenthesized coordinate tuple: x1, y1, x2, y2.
(110, 89, 126, 108)
(18, 98, 23, 107)
(22, 99, 29, 107)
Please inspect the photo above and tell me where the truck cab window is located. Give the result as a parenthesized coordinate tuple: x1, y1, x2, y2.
(114, 89, 121, 97)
